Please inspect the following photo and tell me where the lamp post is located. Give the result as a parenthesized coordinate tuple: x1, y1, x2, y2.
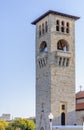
(48, 113, 54, 130)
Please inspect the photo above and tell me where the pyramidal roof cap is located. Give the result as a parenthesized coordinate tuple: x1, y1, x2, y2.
(31, 10, 80, 25)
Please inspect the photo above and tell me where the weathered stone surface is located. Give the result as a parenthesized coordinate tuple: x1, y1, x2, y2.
(35, 12, 79, 130)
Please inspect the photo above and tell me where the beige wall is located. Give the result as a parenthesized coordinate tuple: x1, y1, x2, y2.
(76, 111, 84, 125)
(35, 12, 78, 130)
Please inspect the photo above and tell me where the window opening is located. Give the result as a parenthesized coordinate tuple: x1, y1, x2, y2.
(56, 20, 60, 31)
(40, 42, 48, 53)
(43, 58, 46, 66)
(61, 112, 65, 125)
(57, 40, 69, 51)
(61, 27, 64, 32)
(56, 20, 59, 25)
(62, 105, 65, 110)
(66, 22, 70, 33)
(66, 22, 69, 27)
(63, 58, 65, 66)
(38, 60, 41, 68)
(39, 25, 41, 36)
(66, 28, 69, 33)
(63, 46, 67, 52)
(61, 21, 64, 26)
(61, 21, 65, 32)
(66, 58, 69, 66)
(59, 57, 62, 66)
(45, 21, 48, 32)
(40, 59, 43, 68)
(42, 23, 44, 34)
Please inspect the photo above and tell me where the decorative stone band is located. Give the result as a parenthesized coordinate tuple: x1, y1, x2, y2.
(56, 50, 71, 58)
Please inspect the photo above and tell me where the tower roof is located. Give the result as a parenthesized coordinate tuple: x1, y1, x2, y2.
(31, 10, 80, 25)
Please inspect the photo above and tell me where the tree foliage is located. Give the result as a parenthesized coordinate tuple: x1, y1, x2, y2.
(0, 118, 35, 130)
(9, 118, 35, 130)
(0, 120, 8, 130)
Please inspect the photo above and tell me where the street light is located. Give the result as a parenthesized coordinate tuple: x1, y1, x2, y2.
(83, 117, 84, 130)
(48, 113, 54, 130)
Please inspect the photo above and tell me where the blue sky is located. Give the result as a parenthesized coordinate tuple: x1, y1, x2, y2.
(0, 0, 84, 118)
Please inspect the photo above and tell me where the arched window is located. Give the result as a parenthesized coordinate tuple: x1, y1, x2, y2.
(40, 41, 48, 52)
(57, 39, 69, 52)
(61, 112, 65, 125)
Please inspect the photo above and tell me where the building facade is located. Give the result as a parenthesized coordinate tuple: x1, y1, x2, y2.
(32, 10, 81, 130)
(76, 91, 84, 125)
(0, 114, 11, 121)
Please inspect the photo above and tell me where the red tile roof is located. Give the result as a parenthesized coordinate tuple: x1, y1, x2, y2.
(76, 91, 84, 111)
(76, 103, 84, 111)
(76, 91, 84, 99)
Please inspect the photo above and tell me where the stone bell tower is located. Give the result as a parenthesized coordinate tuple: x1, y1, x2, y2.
(32, 10, 79, 130)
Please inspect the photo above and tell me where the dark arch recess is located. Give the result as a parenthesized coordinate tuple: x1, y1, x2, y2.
(57, 39, 69, 52)
(40, 41, 48, 52)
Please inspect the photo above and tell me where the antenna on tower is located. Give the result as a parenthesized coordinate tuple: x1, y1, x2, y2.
(79, 85, 82, 91)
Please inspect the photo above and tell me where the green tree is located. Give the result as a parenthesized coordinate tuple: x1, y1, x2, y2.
(10, 118, 35, 130)
(0, 120, 8, 130)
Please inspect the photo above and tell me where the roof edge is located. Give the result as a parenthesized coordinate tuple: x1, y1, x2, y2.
(31, 10, 80, 25)
(76, 108, 84, 111)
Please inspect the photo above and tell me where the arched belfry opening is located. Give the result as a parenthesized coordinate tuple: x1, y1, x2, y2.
(39, 41, 48, 53)
(57, 39, 69, 52)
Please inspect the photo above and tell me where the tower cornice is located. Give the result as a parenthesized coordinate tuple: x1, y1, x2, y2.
(31, 10, 80, 25)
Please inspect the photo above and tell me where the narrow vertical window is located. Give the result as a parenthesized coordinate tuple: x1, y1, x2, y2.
(66, 22, 69, 33)
(62, 58, 65, 66)
(59, 57, 62, 66)
(42, 23, 44, 34)
(39, 25, 41, 37)
(38, 60, 41, 68)
(66, 58, 69, 66)
(45, 21, 48, 32)
(56, 20, 60, 31)
(61, 21, 64, 32)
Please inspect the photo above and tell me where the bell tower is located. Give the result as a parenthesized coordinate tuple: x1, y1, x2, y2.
(32, 10, 79, 130)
